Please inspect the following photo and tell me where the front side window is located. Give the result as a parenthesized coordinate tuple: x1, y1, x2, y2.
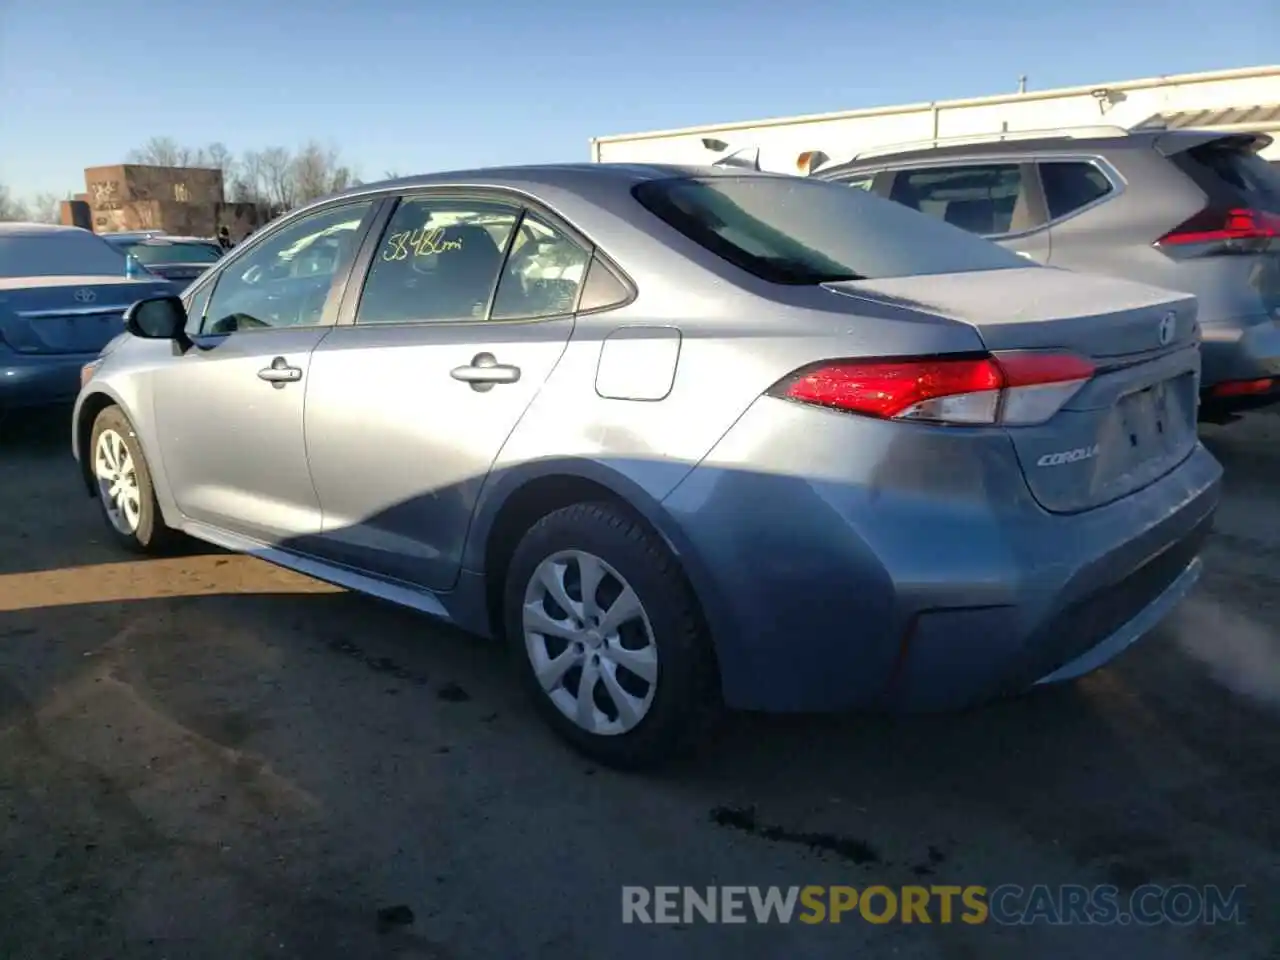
(0, 230, 128, 279)
(633, 175, 1026, 285)
(355, 197, 519, 325)
(1039, 161, 1114, 220)
(184, 282, 213, 335)
(202, 200, 374, 334)
(889, 164, 1027, 236)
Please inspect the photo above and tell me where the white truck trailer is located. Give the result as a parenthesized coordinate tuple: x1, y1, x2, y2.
(590, 65, 1280, 174)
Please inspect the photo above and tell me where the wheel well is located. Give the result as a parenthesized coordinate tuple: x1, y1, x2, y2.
(483, 474, 687, 641)
(75, 393, 117, 497)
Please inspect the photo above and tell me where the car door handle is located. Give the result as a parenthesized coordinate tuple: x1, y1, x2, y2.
(451, 353, 521, 391)
(258, 357, 303, 385)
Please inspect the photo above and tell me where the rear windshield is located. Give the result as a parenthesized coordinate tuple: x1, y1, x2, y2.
(1187, 140, 1280, 211)
(632, 175, 1028, 285)
(127, 241, 222, 265)
(0, 231, 129, 279)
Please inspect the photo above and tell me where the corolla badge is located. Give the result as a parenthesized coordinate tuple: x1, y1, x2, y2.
(73, 288, 97, 304)
(1037, 444, 1100, 468)
(1158, 311, 1176, 347)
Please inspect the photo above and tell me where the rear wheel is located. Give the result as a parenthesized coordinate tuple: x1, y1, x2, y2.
(503, 502, 720, 770)
(89, 405, 179, 554)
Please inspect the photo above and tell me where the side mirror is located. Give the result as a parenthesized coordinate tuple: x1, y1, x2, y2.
(125, 253, 146, 279)
(125, 295, 189, 343)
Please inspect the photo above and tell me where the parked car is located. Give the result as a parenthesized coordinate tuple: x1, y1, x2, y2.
(102, 234, 224, 286)
(103, 229, 168, 243)
(0, 223, 183, 410)
(813, 128, 1280, 420)
(73, 165, 1221, 768)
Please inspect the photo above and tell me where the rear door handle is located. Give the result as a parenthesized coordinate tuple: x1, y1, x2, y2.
(258, 356, 303, 386)
(450, 352, 521, 392)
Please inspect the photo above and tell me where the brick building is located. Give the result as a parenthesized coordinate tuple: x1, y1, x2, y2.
(59, 164, 265, 240)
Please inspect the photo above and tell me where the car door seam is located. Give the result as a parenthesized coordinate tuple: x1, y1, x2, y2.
(302, 326, 339, 530)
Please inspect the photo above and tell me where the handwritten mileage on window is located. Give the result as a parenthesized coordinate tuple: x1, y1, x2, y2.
(383, 225, 464, 262)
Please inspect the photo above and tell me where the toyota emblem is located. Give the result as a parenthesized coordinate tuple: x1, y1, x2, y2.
(1158, 311, 1176, 347)
(73, 288, 97, 304)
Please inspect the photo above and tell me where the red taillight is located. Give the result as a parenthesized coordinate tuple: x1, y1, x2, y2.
(781, 357, 1001, 421)
(1156, 207, 1280, 247)
(1211, 377, 1275, 398)
(774, 352, 1095, 426)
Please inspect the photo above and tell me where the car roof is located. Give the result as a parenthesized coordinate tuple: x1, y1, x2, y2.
(327, 161, 795, 201)
(817, 128, 1217, 175)
(132, 235, 217, 245)
(0, 222, 95, 238)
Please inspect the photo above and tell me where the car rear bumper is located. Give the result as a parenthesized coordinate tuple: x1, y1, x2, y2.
(661, 397, 1223, 713)
(1199, 316, 1280, 409)
(889, 503, 1213, 710)
(0, 349, 94, 409)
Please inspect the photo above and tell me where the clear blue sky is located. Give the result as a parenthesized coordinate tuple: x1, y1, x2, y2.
(1, 0, 1275, 199)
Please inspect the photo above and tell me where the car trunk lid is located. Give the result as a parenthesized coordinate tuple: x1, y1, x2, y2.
(145, 262, 210, 284)
(823, 266, 1201, 513)
(0, 276, 174, 355)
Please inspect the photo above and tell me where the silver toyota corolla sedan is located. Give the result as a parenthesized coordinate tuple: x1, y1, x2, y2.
(72, 163, 1222, 768)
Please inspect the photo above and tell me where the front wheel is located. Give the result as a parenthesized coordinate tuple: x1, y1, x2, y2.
(503, 502, 720, 770)
(89, 405, 179, 554)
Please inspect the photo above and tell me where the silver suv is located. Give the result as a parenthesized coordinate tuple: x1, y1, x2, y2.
(816, 128, 1280, 421)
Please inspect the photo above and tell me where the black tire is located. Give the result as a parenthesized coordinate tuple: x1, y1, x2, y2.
(88, 405, 180, 555)
(503, 501, 721, 770)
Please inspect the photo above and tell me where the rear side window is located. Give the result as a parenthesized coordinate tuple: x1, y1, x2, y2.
(889, 164, 1029, 236)
(491, 212, 590, 320)
(632, 175, 1027, 285)
(355, 197, 519, 325)
(128, 241, 223, 265)
(577, 256, 632, 312)
(0, 230, 128, 279)
(1186, 141, 1280, 210)
(1039, 161, 1114, 220)
(841, 175, 876, 191)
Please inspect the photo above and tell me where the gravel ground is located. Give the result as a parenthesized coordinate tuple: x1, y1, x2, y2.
(0, 406, 1277, 960)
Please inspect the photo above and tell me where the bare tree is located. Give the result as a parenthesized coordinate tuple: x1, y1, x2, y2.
(0, 183, 30, 221)
(127, 137, 240, 179)
(259, 147, 297, 211)
(127, 136, 198, 167)
(230, 149, 268, 205)
(26, 192, 64, 223)
(291, 141, 356, 204)
(121, 137, 358, 215)
(203, 141, 238, 193)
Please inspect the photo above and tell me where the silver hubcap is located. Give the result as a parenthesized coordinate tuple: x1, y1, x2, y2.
(523, 550, 658, 736)
(94, 428, 141, 535)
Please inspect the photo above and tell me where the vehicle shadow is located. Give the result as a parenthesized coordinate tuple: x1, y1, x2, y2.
(0, 404, 74, 456)
(0, 403, 224, 577)
(1, 581, 1274, 958)
(2, 424, 1275, 956)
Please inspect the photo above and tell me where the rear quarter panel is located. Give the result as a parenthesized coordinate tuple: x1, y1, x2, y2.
(461, 173, 987, 571)
(465, 273, 987, 574)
